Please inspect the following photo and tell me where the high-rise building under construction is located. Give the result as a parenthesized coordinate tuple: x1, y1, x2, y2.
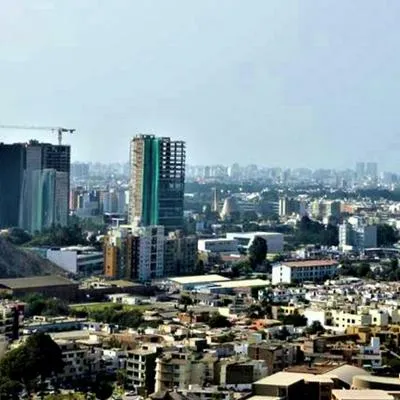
(19, 141, 70, 233)
(129, 134, 185, 233)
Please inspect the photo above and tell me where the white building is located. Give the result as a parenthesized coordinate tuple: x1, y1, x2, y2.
(303, 308, 332, 327)
(225, 232, 284, 253)
(198, 238, 238, 254)
(135, 225, 165, 281)
(46, 246, 103, 275)
(339, 218, 377, 251)
(330, 310, 372, 330)
(272, 260, 338, 285)
(102, 348, 127, 373)
(168, 274, 230, 291)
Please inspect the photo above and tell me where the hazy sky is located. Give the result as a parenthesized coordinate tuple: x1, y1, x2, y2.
(1, 1, 400, 170)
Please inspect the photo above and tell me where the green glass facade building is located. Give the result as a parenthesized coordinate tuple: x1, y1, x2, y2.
(129, 135, 185, 232)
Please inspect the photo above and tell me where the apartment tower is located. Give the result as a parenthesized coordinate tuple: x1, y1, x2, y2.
(129, 134, 185, 232)
(19, 141, 71, 233)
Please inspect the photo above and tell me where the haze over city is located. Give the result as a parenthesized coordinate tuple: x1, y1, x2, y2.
(1, 1, 400, 169)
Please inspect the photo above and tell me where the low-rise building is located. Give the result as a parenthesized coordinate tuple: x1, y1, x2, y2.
(248, 342, 299, 374)
(167, 274, 230, 291)
(102, 348, 127, 373)
(55, 339, 102, 383)
(0, 302, 22, 341)
(272, 260, 338, 285)
(225, 232, 284, 254)
(47, 246, 103, 275)
(215, 359, 268, 390)
(330, 310, 371, 331)
(126, 346, 160, 394)
(155, 349, 216, 392)
(197, 238, 239, 254)
(0, 276, 78, 301)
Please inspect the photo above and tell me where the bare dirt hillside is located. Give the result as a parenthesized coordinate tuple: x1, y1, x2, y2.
(0, 237, 65, 278)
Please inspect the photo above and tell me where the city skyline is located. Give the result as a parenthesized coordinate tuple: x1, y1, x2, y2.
(1, 1, 400, 169)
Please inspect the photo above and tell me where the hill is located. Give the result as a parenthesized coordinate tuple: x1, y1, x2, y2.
(0, 237, 65, 278)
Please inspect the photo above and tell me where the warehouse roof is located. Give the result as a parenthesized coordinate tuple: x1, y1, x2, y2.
(253, 371, 316, 386)
(331, 390, 394, 400)
(169, 275, 230, 285)
(0, 275, 76, 289)
(216, 279, 268, 289)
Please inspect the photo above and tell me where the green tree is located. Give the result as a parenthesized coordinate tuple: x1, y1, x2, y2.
(116, 369, 128, 389)
(5, 227, 32, 246)
(28, 224, 86, 247)
(357, 262, 371, 278)
(179, 294, 193, 306)
(0, 376, 23, 400)
(234, 259, 252, 276)
(24, 294, 70, 317)
(390, 258, 399, 270)
(250, 287, 260, 299)
(274, 326, 291, 340)
(281, 311, 308, 327)
(377, 224, 399, 246)
(93, 375, 113, 400)
(249, 236, 268, 267)
(207, 313, 231, 328)
(246, 304, 265, 319)
(305, 321, 325, 335)
(0, 333, 64, 395)
(272, 254, 285, 263)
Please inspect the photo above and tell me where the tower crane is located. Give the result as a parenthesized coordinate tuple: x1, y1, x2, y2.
(0, 124, 76, 145)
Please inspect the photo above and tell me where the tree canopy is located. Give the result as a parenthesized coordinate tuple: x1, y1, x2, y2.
(305, 321, 326, 335)
(27, 224, 86, 247)
(294, 216, 338, 246)
(280, 311, 308, 327)
(24, 294, 70, 317)
(249, 236, 268, 267)
(0, 333, 64, 396)
(207, 313, 231, 328)
(377, 224, 399, 246)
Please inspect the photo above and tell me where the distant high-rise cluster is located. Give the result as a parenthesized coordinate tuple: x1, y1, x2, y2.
(101, 133, 196, 281)
(0, 141, 71, 233)
(356, 161, 378, 184)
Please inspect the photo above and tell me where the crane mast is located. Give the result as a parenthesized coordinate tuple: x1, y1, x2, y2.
(0, 124, 76, 145)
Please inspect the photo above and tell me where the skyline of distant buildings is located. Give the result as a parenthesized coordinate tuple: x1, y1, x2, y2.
(70, 160, 393, 186)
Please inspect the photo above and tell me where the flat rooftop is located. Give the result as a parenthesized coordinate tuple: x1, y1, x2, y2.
(0, 275, 76, 289)
(253, 371, 317, 387)
(282, 260, 338, 268)
(353, 375, 400, 386)
(226, 232, 283, 237)
(285, 362, 346, 375)
(199, 238, 237, 242)
(331, 390, 394, 400)
(169, 275, 230, 285)
(246, 397, 283, 400)
(216, 279, 268, 289)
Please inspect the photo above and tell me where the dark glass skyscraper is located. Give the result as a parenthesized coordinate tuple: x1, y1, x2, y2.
(0, 144, 26, 228)
(129, 135, 185, 232)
